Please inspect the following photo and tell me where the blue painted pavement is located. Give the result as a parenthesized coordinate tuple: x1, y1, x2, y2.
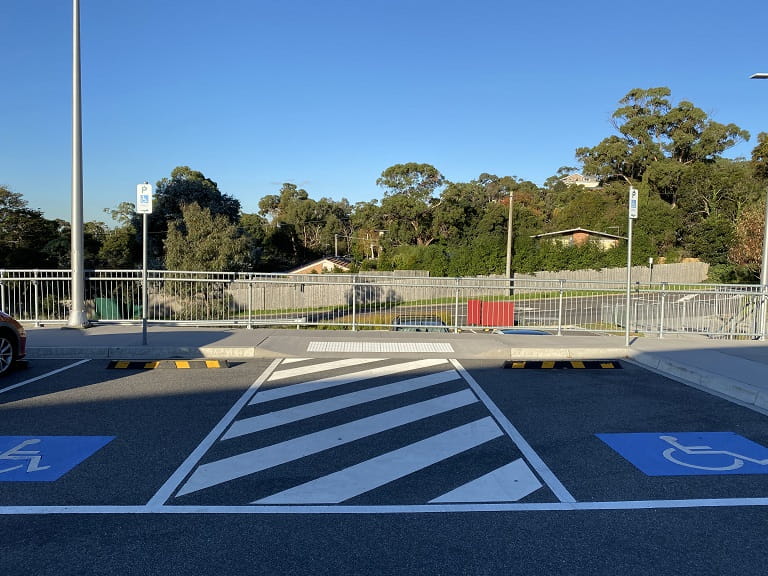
(0, 436, 115, 481)
(597, 432, 768, 476)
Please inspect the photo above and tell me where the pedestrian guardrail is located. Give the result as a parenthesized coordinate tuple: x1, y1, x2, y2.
(0, 269, 765, 339)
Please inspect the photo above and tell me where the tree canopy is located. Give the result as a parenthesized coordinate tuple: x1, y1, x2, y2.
(3, 87, 766, 281)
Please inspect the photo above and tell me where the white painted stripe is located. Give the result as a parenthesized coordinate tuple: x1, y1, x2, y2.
(307, 341, 454, 353)
(450, 359, 577, 503)
(147, 358, 283, 506)
(224, 369, 460, 439)
(430, 459, 542, 503)
(176, 389, 478, 497)
(268, 358, 382, 381)
(279, 358, 311, 364)
(250, 358, 449, 405)
(3, 497, 768, 515)
(0, 359, 91, 395)
(255, 417, 503, 504)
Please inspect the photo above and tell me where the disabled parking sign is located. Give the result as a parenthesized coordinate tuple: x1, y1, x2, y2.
(597, 432, 768, 476)
(0, 436, 114, 482)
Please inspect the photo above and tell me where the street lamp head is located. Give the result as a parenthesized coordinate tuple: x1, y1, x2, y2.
(750, 73, 768, 79)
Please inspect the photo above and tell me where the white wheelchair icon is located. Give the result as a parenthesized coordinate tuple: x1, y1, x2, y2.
(660, 435, 768, 471)
(0, 438, 51, 474)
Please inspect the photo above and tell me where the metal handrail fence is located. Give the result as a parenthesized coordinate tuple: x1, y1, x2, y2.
(1, 269, 765, 339)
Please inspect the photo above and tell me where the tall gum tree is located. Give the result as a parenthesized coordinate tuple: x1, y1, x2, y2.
(576, 87, 749, 207)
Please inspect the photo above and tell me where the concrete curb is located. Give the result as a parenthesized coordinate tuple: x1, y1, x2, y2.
(627, 350, 768, 412)
(505, 347, 629, 360)
(26, 346, 284, 360)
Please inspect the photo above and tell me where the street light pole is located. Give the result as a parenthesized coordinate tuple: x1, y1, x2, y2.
(68, 0, 87, 328)
(505, 189, 514, 278)
(750, 73, 768, 339)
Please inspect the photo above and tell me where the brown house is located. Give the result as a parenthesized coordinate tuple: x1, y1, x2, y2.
(530, 228, 625, 250)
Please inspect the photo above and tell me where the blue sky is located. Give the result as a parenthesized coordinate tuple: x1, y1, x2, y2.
(2, 0, 767, 224)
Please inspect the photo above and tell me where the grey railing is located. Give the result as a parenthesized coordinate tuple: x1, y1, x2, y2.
(1, 269, 765, 339)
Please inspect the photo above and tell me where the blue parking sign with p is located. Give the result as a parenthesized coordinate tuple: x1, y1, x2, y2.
(0, 436, 114, 482)
(597, 432, 768, 476)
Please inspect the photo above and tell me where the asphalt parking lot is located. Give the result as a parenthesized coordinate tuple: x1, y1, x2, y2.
(2, 354, 768, 575)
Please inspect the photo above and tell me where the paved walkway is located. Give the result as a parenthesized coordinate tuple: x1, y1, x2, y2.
(22, 324, 768, 413)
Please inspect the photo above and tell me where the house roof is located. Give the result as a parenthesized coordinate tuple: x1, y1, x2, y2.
(530, 227, 626, 240)
(288, 256, 353, 274)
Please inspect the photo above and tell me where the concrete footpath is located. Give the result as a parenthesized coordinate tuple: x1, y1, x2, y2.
(21, 324, 768, 414)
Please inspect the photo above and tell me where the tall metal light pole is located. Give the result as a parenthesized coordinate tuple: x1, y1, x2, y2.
(505, 189, 514, 278)
(68, 0, 88, 328)
(750, 73, 768, 339)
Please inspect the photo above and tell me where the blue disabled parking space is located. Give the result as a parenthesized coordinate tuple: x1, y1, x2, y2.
(0, 436, 115, 482)
(597, 432, 768, 476)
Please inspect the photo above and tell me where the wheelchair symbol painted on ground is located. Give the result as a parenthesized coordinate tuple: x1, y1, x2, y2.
(659, 435, 768, 471)
(0, 436, 114, 482)
(597, 432, 768, 476)
(0, 439, 52, 474)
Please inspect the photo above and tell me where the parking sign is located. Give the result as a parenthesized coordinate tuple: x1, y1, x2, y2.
(629, 186, 639, 219)
(136, 183, 153, 214)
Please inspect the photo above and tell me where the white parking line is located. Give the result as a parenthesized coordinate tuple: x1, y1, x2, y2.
(3, 497, 768, 515)
(450, 359, 577, 503)
(0, 359, 91, 395)
(147, 358, 283, 507)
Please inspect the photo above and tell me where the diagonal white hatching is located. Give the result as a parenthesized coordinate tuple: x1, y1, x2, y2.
(176, 389, 478, 497)
(254, 417, 503, 504)
(251, 358, 449, 405)
(267, 358, 382, 381)
(429, 459, 542, 503)
(224, 369, 460, 439)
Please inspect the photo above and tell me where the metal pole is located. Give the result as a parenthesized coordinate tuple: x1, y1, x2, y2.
(760, 189, 768, 340)
(141, 213, 148, 345)
(748, 74, 768, 336)
(625, 186, 638, 346)
(625, 217, 634, 345)
(505, 190, 513, 278)
(68, 0, 87, 328)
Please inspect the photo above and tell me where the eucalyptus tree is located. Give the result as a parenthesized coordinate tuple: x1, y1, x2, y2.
(165, 203, 250, 272)
(0, 185, 66, 267)
(147, 166, 241, 264)
(376, 163, 446, 247)
(576, 87, 749, 207)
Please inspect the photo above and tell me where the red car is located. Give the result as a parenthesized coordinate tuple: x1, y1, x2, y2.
(0, 310, 26, 376)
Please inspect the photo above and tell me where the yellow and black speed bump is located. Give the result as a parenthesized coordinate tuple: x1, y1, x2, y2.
(108, 360, 228, 370)
(503, 360, 621, 369)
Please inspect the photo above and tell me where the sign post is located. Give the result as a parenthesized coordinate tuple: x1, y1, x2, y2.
(136, 183, 153, 345)
(625, 186, 639, 346)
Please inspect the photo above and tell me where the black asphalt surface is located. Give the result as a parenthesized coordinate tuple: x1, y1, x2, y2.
(1, 356, 768, 575)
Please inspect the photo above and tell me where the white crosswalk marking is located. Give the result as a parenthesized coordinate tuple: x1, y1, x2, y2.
(307, 341, 454, 353)
(254, 417, 503, 504)
(224, 370, 460, 439)
(250, 358, 449, 405)
(176, 389, 478, 497)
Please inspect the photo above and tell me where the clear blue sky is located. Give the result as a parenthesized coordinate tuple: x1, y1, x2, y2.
(2, 0, 767, 224)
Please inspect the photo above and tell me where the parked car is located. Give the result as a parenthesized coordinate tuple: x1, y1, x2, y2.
(392, 315, 450, 333)
(0, 311, 27, 376)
